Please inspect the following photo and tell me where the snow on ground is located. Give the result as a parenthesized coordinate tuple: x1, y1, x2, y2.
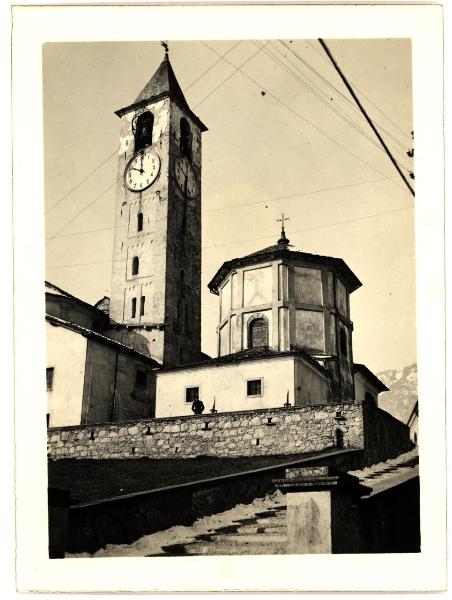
(66, 490, 286, 558)
(349, 448, 418, 479)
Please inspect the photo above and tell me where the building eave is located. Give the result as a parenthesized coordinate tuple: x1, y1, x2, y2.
(46, 314, 161, 367)
(115, 94, 208, 132)
(208, 248, 361, 295)
(353, 363, 389, 393)
(156, 348, 331, 380)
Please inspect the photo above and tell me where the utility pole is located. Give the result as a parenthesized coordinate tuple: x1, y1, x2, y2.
(318, 38, 415, 197)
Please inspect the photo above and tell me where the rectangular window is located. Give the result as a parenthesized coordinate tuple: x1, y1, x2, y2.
(140, 296, 145, 316)
(247, 379, 262, 396)
(131, 297, 137, 318)
(46, 367, 54, 391)
(186, 387, 199, 403)
(136, 369, 147, 387)
(46, 413, 50, 427)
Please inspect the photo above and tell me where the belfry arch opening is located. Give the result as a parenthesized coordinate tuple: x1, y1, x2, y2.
(134, 111, 154, 153)
(249, 317, 269, 349)
(180, 117, 192, 159)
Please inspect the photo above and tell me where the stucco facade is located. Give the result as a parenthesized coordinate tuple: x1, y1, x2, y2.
(155, 352, 331, 417)
(353, 363, 389, 406)
(46, 282, 159, 427)
(209, 235, 361, 403)
(46, 321, 87, 427)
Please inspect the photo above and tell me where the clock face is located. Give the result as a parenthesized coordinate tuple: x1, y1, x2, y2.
(125, 148, 161, 192)
(174, 156, 198, 199)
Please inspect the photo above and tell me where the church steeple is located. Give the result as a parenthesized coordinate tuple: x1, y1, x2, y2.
(115, 49, 207, 132)
(109, 50, 206, 367)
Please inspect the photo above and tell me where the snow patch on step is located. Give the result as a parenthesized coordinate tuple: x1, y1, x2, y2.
(66, 490, 286, 558)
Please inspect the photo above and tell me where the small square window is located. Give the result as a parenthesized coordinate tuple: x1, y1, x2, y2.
(136, 369, 147, 387)
(46, 367, 54, 391)
(186, 387, 199, 403)
(247, 379, 262, 396)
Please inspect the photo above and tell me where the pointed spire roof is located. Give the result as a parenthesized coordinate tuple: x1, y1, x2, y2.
(115, 54, 207, 131)
(133, 55, 189, 110)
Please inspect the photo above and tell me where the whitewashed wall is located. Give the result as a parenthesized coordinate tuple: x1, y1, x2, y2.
(46, 323, 87, 426)
(155, 356, 295, 417)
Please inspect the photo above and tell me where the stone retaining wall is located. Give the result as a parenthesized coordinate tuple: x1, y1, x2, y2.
(47, 404, 364, 460)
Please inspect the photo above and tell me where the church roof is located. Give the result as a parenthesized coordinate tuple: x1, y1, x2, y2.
(158, 347, 331, 379)
(115, 55, 207, 132)
(207, 235, 362, 295)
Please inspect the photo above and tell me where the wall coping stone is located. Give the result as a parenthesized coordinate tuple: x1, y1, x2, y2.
(48, 402, 362, 432)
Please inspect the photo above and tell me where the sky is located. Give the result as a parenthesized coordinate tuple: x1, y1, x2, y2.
(44, 38, 415, 373)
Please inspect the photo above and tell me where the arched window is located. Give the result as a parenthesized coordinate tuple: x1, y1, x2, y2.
(134, 111, 154, 152)
(249, 317, 268, 349)
(180, 117, 192, 159)
(339, 328, 347, 356)
(132, 256, 139, 276)
(137, 212, 143, 232)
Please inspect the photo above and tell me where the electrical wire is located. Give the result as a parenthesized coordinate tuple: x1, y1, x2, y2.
(253, 41, 412, 172)
(46, 175, 397, 241)
(201, 41, 406, 192)
(306, 39, 413, 143)
(46, 204, 412, 270)
(276, 40, 413, 157)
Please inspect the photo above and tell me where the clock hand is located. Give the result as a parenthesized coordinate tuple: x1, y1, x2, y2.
(131, 167, 144, 173)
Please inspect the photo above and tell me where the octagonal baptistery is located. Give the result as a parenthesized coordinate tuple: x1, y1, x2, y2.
(208, 230, 362, 403)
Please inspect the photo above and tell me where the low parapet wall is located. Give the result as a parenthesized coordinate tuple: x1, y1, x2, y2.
(47, 404, 364, 460)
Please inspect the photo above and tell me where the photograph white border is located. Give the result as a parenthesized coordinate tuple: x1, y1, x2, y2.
(12, 3, 445, 592)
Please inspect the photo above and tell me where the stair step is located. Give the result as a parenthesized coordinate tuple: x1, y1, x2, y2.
(261, 526, 286, 534)
(210, 533, 287, 544)
(256, 515, 286, 528)
(169, 540, 288, 555)
(236, 525, 261, 534)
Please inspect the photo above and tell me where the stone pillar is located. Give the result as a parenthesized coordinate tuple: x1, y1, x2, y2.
(274, 466, 365, 554)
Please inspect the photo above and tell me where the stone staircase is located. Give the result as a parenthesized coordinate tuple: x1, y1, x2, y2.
(151, 505, 288, 556)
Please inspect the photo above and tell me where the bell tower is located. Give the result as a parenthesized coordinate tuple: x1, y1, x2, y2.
(109, 49, 207, 366)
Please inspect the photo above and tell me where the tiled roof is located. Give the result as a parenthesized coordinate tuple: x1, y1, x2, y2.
(46, 281, 109, 320)
(158, 347, 330, 378)
(207, 239, 361, 295)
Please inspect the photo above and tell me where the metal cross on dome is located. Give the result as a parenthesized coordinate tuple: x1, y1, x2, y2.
(277, 213, 290, 245)
(277, 213, 289, 229)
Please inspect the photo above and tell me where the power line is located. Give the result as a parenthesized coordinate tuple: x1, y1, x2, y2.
(307, 39, 413, 143)
(45, 147, 118, 215)
(277, 40, 413, 157)
(185, 40, 242, 91)
(45, 42, 243, 222)
(318, 38, 414, 197)
(205, 206, 412, 250)
(46, 175, 397, 241)
(46, 204, 412, 270)
(46, 177, 120, 242)
(205, 175, 396, 213)
(254, 41, 412, 172)
(194, 41, 269, 109)
(201, 41, 406, 192)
